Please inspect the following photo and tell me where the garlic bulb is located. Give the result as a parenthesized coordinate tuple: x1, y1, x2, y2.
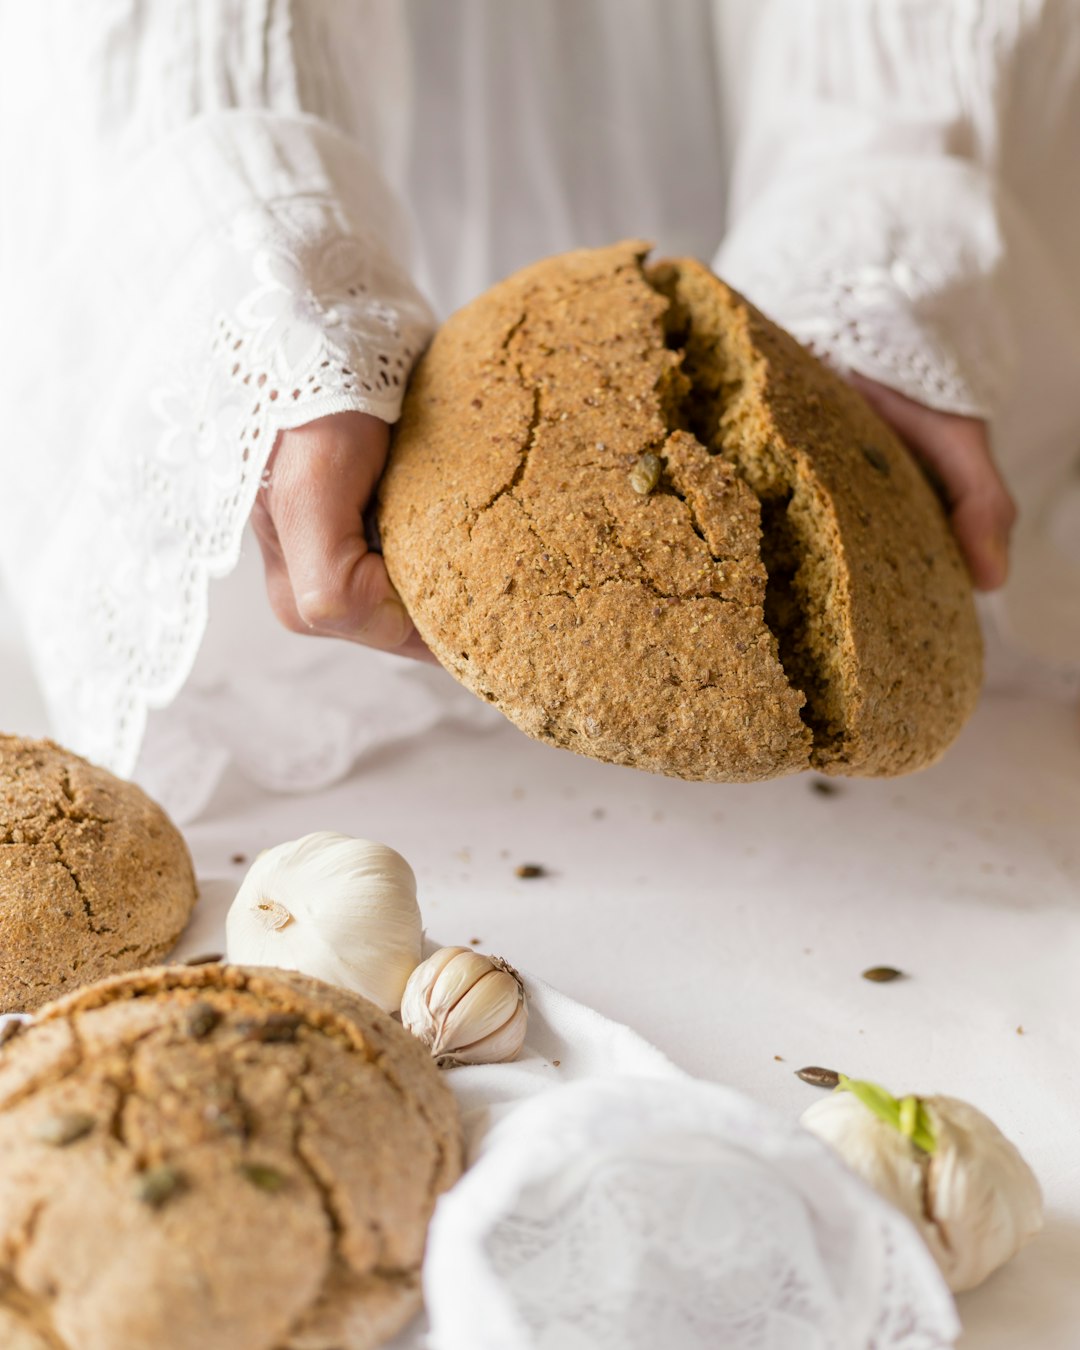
(802, 1077, 1043, 1291)
(225, 833, 422, 1013)
(401, 947, 528, 1066)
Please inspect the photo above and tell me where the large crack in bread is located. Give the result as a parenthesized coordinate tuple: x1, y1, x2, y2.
(379, 241, 982, 780)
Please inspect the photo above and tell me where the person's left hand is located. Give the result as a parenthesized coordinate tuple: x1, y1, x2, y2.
(251, 411, 435, 660)
(849, 373, 1017, 591)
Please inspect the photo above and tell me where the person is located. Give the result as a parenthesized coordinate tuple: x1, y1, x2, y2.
(1, 0, 1077, 820)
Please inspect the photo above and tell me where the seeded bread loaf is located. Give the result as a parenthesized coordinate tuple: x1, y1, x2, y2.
(0, 964, 463, 1350)
(0, 736, 198, 1010)
(379, 241, 982, 780)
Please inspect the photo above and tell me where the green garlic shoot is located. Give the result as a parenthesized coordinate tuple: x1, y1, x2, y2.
(836, 1074, 937, 1154)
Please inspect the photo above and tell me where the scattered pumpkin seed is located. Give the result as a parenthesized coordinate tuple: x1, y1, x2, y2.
(136, 1165, 185, 1209)
(796, 1066, 841, 1089)
(33, 1112, 96, 1146)
(186, 1002, 220, 1039)
(239, 1162, 286, 1193)
(514, 864, 545, 879)
(237, 1012, 303, 1043)
(182, 952, 224, 967)
(629, 452, 662, 495)
(0, 1020, 24, 1048)
(263, 1012, 303, 1041)
(862, 966, 904, 983)
(861, 444, 891, 476)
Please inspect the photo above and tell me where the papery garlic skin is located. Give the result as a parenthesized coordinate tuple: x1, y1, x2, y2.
(401, 947, 528, 1066)
(802, 1091, 1043, 1291)
(225, 833, 422, 1012)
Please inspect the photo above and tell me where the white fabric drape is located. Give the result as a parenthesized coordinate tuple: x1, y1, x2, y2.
(0, 0, 1077, 816)
(0, 1, 434, 775)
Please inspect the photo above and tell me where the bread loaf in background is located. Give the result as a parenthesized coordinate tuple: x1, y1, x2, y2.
(0, 735, 198, 1010)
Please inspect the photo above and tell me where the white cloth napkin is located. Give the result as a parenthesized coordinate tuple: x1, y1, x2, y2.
(389, 973, 959, 1350)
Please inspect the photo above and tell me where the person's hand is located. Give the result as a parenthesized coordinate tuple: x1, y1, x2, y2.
(849, 373, 1017, 591)
(251, 411, 434, 660)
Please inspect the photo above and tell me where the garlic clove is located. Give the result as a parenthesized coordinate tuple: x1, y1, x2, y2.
(802, 1092, 928, 1243)
(415, 945, 465, 988)
(426, 950, 502, 1020)
(400, 947, 468, 1041)
(447, 997, 529, 1065)
(401, 947, 528, 1067)
(921, 1095, 1044, 1292)
(437, 969, 523, 1054)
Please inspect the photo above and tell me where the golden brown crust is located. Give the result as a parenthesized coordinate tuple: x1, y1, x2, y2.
(0, 737, 199, 1011)
(379, 241, 982, 780)
(0, 964, 463, 1350)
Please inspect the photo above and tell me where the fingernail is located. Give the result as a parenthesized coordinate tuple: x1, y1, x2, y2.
(358, 598, 413, 649)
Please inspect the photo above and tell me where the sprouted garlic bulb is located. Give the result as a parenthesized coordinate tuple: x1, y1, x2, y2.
(401, 947, 528, 1067)
(802, 1076, 1043, 1292)
(225, 833, 423, 1013)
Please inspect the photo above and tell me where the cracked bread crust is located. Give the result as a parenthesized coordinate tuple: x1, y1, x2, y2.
(0, 964, 463, 1350)
(379, 240, 982, 780)
(0, 738, 198, 1012)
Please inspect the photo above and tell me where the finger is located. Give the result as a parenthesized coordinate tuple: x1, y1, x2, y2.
(250, 487, 284, 567)
(902, 428, 1016, 589)
(256, 477, 436, 657)
(951, 491, 1016, 591)
(267, 413, 424, 653)
(268, 412, 387, 626)
(264, 556, 312, 635)
(849, 375, 1017, 590)
(930, 452, 1015, 591)
(251, 498, 310, 634)
(355, 555, 441, 663)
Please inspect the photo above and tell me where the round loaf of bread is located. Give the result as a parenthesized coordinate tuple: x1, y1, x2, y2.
(0, 964, 463, 1350)
(379, 241, 982, 780)
(0, 736, 198, 1011)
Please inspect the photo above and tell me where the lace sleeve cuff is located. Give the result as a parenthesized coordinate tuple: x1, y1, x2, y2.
(715, 156, 1013, 419)
(6, 110, 434, 776)
(714, 0, 1023, 419)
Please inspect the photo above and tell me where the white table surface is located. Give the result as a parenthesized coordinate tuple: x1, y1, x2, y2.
(3, 590, 1078, 1349)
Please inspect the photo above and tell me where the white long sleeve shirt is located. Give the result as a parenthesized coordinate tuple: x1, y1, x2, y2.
(0, 1, 1077, 809)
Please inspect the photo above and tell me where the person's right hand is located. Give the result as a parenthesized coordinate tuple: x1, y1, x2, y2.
(250, 411, 434, 661)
